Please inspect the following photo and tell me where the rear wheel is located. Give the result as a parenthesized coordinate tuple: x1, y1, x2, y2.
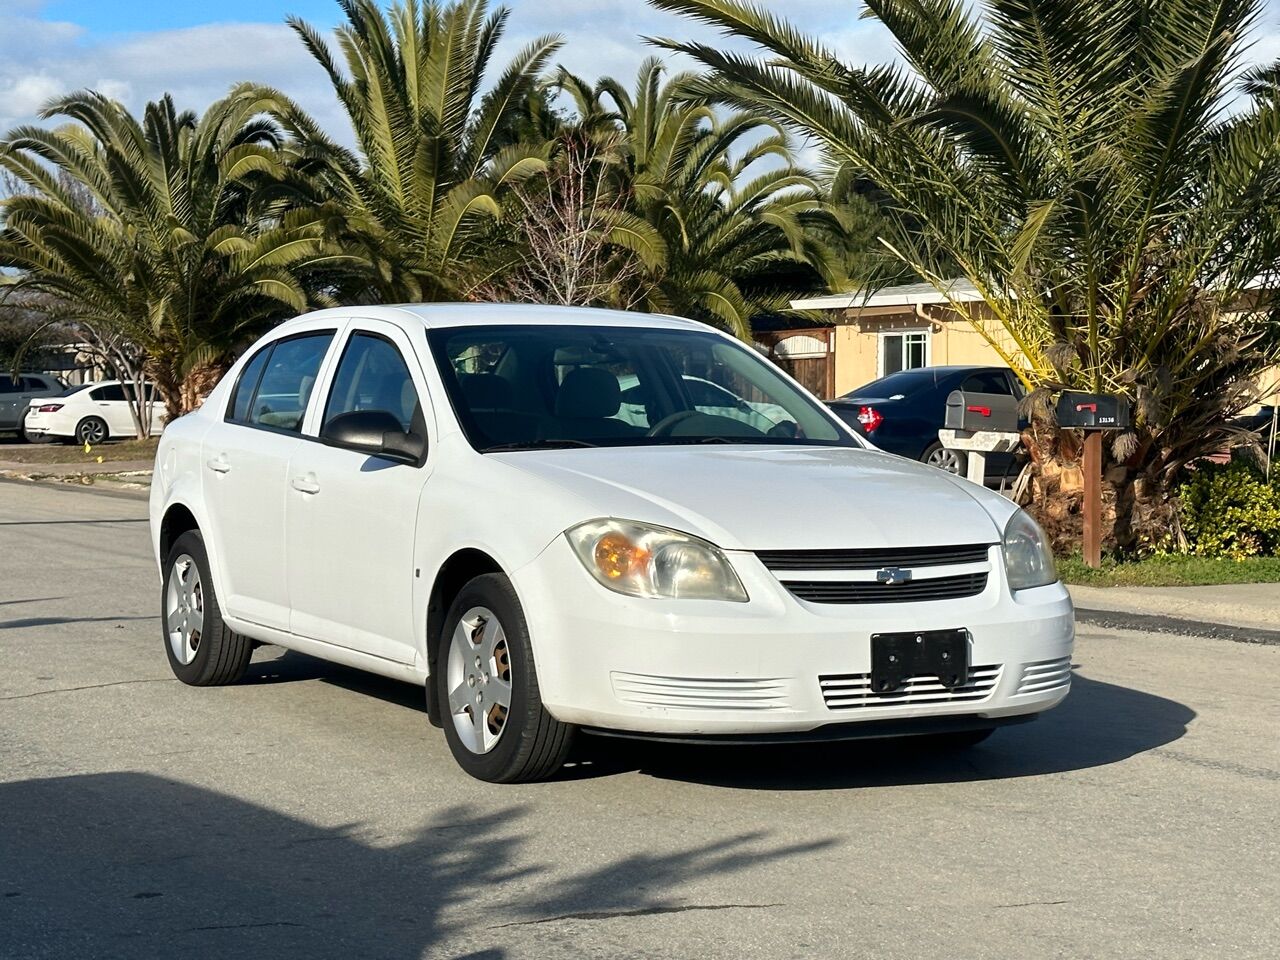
(436, 573, 574, 783)
(923, 441, 965, 476)
(75, 416, 108, 445)
(162, 530, 253, 686)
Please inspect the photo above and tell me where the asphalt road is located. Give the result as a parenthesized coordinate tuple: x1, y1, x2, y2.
(2, 480, 1278, 960)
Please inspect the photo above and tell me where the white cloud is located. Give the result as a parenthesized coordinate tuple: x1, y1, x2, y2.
(0, 13, 351, 141)
(1, 0, 1278, 152)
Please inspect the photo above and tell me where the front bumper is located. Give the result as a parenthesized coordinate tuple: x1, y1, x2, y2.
(512, 538, 1074, 736)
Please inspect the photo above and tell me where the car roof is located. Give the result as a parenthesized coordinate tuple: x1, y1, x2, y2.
(277, 303, 708, 333)
(885, 365, 1009, 375)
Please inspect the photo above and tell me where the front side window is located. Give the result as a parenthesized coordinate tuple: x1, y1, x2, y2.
(234, 333, 334, 433)
(323, 333, 422, 433)
(429, 324, 854, 452)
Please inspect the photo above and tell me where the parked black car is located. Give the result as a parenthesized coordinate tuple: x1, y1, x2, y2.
(1231, 404, 1277, 455)
(0, 373, 66, 436)
(828, 365, 1025, 477)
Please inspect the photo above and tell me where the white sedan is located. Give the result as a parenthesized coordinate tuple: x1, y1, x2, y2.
(149, 304, 1073, 783)
(25, 380, 167, 444)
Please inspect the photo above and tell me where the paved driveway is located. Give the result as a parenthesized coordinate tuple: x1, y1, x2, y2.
(2, 481, 1277, 959)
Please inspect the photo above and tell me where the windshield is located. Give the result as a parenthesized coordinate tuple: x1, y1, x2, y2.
(428, 324, 856, 452)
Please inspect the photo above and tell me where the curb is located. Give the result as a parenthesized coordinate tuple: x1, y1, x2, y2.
(0, 474, 151, 502)
(1074, 607, 1280, 646)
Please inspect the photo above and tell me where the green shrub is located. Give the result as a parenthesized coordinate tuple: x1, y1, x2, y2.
(1177, 460, 1280, 558)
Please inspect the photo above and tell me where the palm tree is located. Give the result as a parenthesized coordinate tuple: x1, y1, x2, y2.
(555, 58, 847, 338)
(253, 0, 563, 303)
(0, 90, 346, 420)
(653, 0, 1280, 550)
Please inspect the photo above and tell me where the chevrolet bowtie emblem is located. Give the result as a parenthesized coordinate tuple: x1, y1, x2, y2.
(875, 566, 912, 585)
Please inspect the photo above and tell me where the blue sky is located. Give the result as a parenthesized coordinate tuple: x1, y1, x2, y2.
(4, 0, 1279, 144)
(39, 1, 346, 33)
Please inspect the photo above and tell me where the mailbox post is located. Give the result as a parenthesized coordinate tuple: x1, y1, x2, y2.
(1054, 391, 1131, 568)
(939, 390, 1022, 487)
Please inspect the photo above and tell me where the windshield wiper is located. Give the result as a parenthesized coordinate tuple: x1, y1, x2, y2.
(482, 439, 599, 452)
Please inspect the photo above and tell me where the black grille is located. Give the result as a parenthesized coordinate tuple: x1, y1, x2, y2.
(756, 544, 992, 571)
(782, 573, 988, 604)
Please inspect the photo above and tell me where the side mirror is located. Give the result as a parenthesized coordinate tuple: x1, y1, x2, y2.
(320, 410, 426, 465)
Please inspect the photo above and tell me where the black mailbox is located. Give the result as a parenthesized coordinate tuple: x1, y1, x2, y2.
(944, 390, 1020, 433)
(1055, 391, 1130, 430)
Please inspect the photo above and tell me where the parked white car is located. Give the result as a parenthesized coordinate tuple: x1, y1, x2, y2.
(24, 380, 167, 444)
(150, 305, 1073, 782)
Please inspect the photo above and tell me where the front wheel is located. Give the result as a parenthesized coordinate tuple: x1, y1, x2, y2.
(436, 573, 574, 783)
(162, 530, 253, 686)
(923, 441, 966, 476)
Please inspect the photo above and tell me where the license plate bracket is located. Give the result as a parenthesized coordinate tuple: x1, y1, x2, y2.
(870, 628, 969, 693)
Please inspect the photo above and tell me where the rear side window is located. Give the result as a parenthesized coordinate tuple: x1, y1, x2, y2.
(323, 333, 421, 433)
(228, 346, 272, 424)
(92, 384, 127, 402)
(0, 376, 19, 393)
(239, 333, 333, 434)
(961, 372, 1013, 395)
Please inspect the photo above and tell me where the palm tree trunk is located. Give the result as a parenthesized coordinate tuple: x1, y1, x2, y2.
(1019, 425, 1178, 555)
(179, 360, 227, 415)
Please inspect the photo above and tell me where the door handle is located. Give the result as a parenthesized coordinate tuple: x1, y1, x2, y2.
(206, 456, 231, 474)
(291, 474, 320, 495)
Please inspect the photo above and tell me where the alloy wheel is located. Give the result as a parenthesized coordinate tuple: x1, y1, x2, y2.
(165, 554, 204, 665)
(79, 419, 106, 444)
(445, 606, 513, 755)
(926, 446, 965, 475)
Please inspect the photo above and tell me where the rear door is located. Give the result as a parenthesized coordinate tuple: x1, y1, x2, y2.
(201, 327, 337, 631)
(284, 320, 432, 665)
(84, 383, 135, 436)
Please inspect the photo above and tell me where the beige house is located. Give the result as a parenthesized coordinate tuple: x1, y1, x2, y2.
(771, 280, 1017, 399)
(777, 280, 1278, 408)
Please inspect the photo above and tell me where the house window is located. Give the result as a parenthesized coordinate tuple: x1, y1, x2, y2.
(879, 330, 930, 376)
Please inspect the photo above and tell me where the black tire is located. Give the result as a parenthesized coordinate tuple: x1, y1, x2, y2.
(916, 727, 996, 750)
(75, 416, 109, 445)
(436, 573, 574, 783)
(161, 530, 253, 686)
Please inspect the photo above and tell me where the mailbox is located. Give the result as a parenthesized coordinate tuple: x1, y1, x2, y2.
(944, 390, 1020, 433)
(1055, 391, 1131, 430)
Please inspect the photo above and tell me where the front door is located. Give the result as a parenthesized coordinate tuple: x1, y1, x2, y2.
(201, 329, 336, 631)
(285, 322, 432, 666)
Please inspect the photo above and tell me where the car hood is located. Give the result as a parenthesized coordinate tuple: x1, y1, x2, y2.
(496, 445, 1012, 551)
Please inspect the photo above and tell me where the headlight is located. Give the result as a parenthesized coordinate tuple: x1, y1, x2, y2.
(1003, 509, 1058, 590)
(565, 519, 749, 602)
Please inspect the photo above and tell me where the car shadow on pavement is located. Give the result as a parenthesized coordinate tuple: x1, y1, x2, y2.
(244, 647, 429, 712)
(240, 652, 1195, 791)
(573, 671, 1197, 790)
(0, 772, 832, 959)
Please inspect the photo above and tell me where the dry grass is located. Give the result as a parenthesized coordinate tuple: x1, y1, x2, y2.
(0, 436, 159, 465)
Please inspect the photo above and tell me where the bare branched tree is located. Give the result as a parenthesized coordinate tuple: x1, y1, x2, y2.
(474, 134, 659, 308)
